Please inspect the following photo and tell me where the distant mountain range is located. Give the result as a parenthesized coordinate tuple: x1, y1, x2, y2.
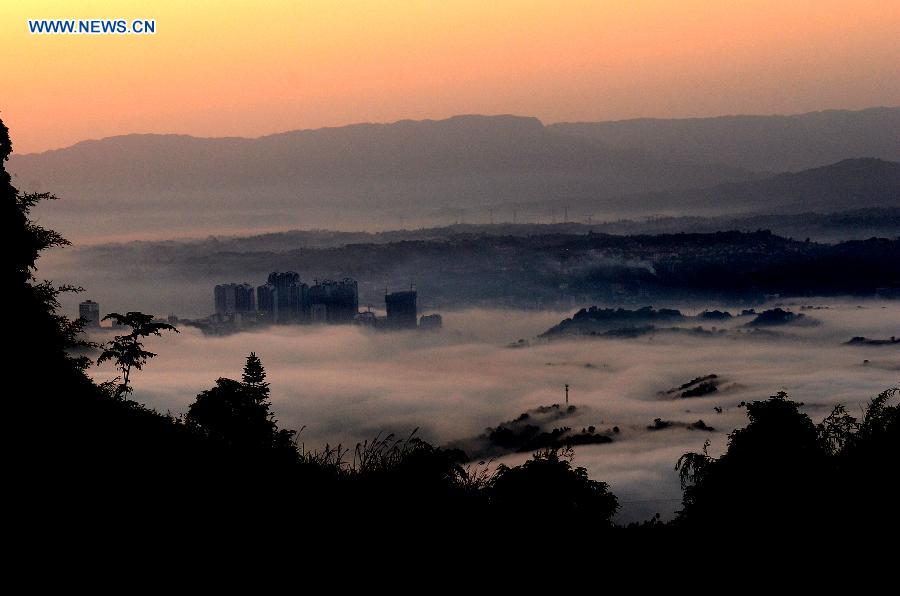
(522, 157, 900, 218)
(8, 107, 899, 241)
(550, 107, 900, 172)
(684, 158, 900, 213)
(8, 114, 750, 202)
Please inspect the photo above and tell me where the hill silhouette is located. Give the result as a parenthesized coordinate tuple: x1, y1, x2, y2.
(5, 114, 752, 240)
(550, 106, 900, 172)
(512, 158, 900, 217)
(661, 157, 900, 213)
(10, 108, 899, 241)
(8, 114, 746, 203)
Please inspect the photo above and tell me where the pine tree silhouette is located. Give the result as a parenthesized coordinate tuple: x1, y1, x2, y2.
(241, 351, 269, 402)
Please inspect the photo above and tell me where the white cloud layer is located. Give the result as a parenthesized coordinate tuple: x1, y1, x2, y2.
(88, 301, 900, 522)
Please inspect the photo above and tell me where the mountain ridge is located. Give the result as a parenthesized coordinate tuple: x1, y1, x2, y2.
(8, 108, 898, 241)
(549, 107, 900, 171)
(500, 158, 900, 217)
(13, 107, 897, 158)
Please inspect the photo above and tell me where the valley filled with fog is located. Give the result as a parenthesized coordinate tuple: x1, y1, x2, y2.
(17, 106, 898, 525)
(85, 301, 899, 522)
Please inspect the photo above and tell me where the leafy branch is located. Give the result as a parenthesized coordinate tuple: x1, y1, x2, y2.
(97, 311, 178, 399)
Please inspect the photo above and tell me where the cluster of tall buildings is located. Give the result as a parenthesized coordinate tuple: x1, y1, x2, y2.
(214, 272, 440, 330)
(76, 280, 440, 338)
(248, 272, 359, 324)
(214, 283, 255, 315)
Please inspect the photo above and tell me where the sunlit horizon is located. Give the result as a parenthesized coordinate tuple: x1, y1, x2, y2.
(3, 0, 898, 154)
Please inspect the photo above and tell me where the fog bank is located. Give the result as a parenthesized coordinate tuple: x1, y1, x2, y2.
(88, 302, 899, 522)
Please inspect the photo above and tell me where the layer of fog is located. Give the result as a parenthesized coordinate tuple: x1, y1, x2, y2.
(86, 301, 900, 523)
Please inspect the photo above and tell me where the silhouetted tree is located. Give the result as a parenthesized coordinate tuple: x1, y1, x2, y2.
(3, 115, 93, 375)
(675, 388, 900, 531)
(97, 312, 178, 399)
(826, 388, 899, 519)
(242, 351, 269, 402)
(186, 353, 295, 457)
(490, 447, 619, 526)
(186, 378, 275, 449)
(4, 116, 225, 527)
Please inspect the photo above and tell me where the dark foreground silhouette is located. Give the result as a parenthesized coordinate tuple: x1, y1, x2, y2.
(5, 115, 898, 543)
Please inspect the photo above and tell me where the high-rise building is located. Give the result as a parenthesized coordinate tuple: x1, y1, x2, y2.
(214, 284, 233, 315)
(214, 283, 256, 315)
(308, 278, 359, 323)
(265, 271, 308, 323)
(385, 290, 417, 329)
(234, 283, 256, 312)
(256, 283, 276, 317)
(78, 300, 101, 328)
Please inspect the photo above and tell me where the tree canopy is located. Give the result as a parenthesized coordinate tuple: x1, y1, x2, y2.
(97, 311, 178, 399)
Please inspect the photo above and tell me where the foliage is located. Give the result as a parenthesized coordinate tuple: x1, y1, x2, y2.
(185, 353, 295, 458)
(4, 115, 92, 373)
(4, 115, 222, 525)
(675, 440, 713, 489)
(675, 388, 899, 530)
(816, 404, 858, 455)
(490, 446, 619, 524)
(241, 351, 269, 400)
(97, 311, 178, 399)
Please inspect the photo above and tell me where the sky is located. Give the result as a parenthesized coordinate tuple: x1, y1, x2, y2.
(2, 0, 899, 154)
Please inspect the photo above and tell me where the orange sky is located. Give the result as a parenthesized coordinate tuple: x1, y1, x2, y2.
(2, 0, 898, 154)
